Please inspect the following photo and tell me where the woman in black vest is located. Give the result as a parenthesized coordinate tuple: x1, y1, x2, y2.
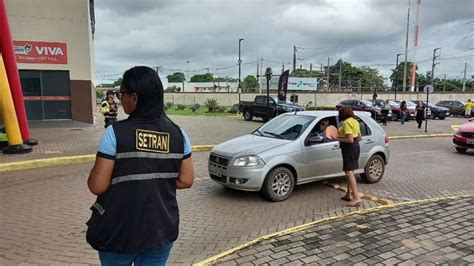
(86, 66, 194, 265)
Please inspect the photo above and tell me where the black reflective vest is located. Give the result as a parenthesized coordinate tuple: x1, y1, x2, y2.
(86, 116, 185, 253)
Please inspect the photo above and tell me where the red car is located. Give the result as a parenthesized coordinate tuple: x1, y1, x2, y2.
(453, 118, 474, 153)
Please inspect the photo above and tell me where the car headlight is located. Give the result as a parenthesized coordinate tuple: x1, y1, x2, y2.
(233, 156, 265, 167)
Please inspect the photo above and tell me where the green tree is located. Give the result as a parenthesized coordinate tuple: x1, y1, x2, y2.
(190, 73, 214, 82)
(113, 78, 122, 87)
(290, 69, 320, 78)
(242, 75, 259, 92)
(167, 72, 185, 82)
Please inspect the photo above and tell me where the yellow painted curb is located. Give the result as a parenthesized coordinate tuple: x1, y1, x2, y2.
(388, 133, 452, 140)
(362, 195, 379, 201)
(192, 145, 215, 152)
(0, 154, 95, 172)
(193, 194, 474, 266)
(377, 198, 395, 205)
(0, 145, 217, 172)
(0, 132, 453, 173)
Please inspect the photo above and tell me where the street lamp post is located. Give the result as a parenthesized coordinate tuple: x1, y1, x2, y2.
(238, 38, 244, 103)
(265, 67, 272, 111)
(394, 53, 402, 100)
(184, 60, 189, 93)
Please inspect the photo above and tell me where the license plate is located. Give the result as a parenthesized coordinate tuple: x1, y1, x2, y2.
(209, 164, 223, 177)
(467, 139, 474, 144)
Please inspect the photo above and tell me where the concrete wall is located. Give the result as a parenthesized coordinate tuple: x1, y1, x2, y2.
(164, 92, 474, 107)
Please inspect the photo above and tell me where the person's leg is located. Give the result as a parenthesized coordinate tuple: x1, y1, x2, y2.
(99, 251, 135, 266)
(135, 243, 173, 266)
(345, 171, 361, 205)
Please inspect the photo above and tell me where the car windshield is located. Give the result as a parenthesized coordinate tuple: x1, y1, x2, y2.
(360, 100, 373, 107)
(255, 114, 315, 140)
(272, 97, 294, 105)
(405, 101, 416, 106)
(389, 101, 399, 106)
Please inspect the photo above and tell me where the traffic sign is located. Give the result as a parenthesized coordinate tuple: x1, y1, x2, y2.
(423, 85, 434, 94)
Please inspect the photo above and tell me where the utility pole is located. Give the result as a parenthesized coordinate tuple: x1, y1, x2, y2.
(256, 57, 259, 79)
(327, 57, 330, 91)
(443, 74, 446, 92)
(282, 63, 284, 73)
(463, 62, 467, 92)
(431, 48, 441, 85)
(394, 53, 402, 100)
(293, 46, 297, 73)
(338, 58, 342, 92)
(238, 38, 244, 102)
(310, 63, 312, 71)
(403, 0, 411, 92)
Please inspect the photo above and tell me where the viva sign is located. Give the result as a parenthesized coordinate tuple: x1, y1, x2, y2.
(14, 41, 68, 64)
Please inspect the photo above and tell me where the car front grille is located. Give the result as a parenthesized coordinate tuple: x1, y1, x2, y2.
(209, 153, 229, 166)
(460, 132, 474, 138)
(210, 174, 227, 183)
(454, 139, 474, 148)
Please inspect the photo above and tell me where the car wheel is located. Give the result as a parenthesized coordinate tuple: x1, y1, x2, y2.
(439, 116, 446, 120)
(360, 155, 385, 184)
(430, 113, 436, 119)
(243, 110, 253, 121)
(262, 167, 295, 202)
(455, 147, 467, 153)
(392, 114, 398, 121)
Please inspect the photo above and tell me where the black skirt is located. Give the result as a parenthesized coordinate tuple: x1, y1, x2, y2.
(340, 141, 360, 171)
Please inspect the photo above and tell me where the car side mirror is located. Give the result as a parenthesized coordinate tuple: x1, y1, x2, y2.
(306, 135, 324, 145)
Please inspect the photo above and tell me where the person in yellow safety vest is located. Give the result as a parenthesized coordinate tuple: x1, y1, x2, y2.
(101, 90, 118, 128)
(0, 124, 7, 150)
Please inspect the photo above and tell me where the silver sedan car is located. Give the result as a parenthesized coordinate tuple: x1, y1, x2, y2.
(208, 111, 390, 201)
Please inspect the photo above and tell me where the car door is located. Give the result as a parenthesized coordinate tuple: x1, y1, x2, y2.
(253, 96, 266, 117)
(356, 116, 373, 167)
(301, 116, 342, 180)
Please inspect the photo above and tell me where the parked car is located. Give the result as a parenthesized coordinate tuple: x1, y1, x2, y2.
(392, 100, 416, 120)
(336, 100, 383, 120)
(208, 111, 390, 201)
(436, 100, 466, 116)
(453, 118, 474, 153)
(410, 100, 449, 120)
(239, 96, 305, 122)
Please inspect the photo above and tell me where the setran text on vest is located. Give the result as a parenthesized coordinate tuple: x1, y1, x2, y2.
(136, 129, 170, 153)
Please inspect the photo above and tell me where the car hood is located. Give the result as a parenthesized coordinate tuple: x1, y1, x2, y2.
(460, 122, 474, 132)
(211, 134, 291, 157)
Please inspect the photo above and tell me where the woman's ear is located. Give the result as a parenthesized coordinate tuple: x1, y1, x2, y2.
(131, 93, 138, 106)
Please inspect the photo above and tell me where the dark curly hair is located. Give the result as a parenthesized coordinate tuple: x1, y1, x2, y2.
(338, 106, 356, 121)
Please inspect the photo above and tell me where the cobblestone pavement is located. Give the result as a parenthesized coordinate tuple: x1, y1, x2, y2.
(0, 136, 473, 264)
(216, 197, 474, 265)
(0, 111, 469, 163)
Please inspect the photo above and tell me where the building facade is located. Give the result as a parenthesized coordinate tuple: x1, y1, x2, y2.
(6, 0, 95, 123)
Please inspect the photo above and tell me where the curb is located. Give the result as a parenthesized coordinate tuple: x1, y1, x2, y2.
(0, 145, 214, 172)
(0, 133, 453, 172)
(388, 133, 452, 140)
(193, 194, 474, 266)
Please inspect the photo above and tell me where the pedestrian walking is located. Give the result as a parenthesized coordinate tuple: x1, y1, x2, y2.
(336, 107, 362, 207)
(400, 100, 408, 125)
(101, 89, 118, 128)
(86, 66, 195, 265)
(372, 89, 378, 105)
(465, 99, 472, 118)
(381, 100, 391, 126)
(415, 101, 425, 129)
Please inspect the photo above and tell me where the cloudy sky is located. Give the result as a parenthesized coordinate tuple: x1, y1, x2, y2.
(94, 0, 473, 85)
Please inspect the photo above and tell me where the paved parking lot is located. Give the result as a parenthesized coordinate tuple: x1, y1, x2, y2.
(1, 118, 473, 265)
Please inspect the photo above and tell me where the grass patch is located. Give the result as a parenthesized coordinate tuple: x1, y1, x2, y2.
(165, 105, 238, 116)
